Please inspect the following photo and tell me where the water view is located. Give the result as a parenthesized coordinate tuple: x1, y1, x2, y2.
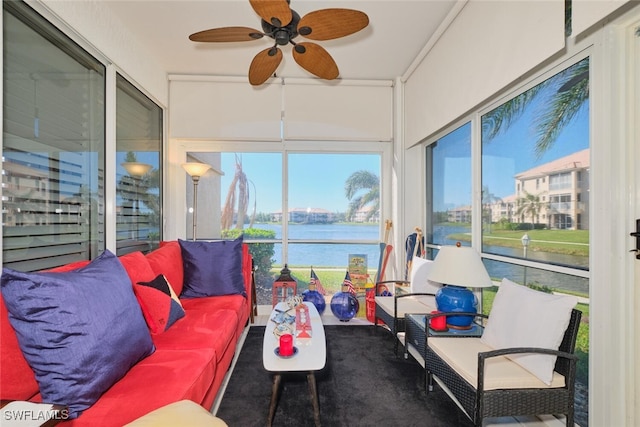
(249, 223, 589, 295)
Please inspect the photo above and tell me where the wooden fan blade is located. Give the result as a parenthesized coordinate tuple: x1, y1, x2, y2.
(249, 0, 292, 27)
(189, 27, 264, 42)
(292, 42, 339, 80)
(249, 47, 283, 86)
(298, 9, 369, 41)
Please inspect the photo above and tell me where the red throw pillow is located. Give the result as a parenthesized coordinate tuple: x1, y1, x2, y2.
(133, 274, 185, 334)
(147, 241, 184, 295)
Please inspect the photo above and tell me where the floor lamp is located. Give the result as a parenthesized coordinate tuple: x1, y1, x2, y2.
(121, 162, 152, 240)
(182, 162, 212, 241)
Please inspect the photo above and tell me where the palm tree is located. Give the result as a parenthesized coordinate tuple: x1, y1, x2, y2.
(516, 190, 545, 230)
(482, 57, 589, 158)
(481, 186, 502, 233)
(221, 154, 252, 230)
(344, 170, 380, 222)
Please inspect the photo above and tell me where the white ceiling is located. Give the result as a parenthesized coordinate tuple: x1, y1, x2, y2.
(103, 0, 460, 82)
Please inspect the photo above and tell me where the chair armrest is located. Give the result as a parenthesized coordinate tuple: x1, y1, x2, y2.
(476, 347, 578, 393)
(376, 280, 409, 286)
(394, 293, 437, 320)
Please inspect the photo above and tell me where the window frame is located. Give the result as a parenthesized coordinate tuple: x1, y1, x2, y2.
(169, 140, 393, 263)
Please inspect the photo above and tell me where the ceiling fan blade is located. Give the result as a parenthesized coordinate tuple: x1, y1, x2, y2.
(249, 46, 283, 86)
(298, 9, 369, 41)
(249, 0, 292, 27)
(292, 42, 339, 80)
(189, 27, 264, 42)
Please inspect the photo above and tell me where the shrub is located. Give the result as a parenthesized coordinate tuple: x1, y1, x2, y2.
(222, 228, 275, 284)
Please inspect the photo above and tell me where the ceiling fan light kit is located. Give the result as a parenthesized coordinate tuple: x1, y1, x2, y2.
(189, 0, 369, 86)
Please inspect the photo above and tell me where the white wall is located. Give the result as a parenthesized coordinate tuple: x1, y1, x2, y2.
(404, 0, 565, 146)
(36, 0, 168, 106)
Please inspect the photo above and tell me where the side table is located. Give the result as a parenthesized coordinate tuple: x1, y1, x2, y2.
(403, 313, 483, 366)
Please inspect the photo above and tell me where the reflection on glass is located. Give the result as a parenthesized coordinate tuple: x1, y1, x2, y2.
(481, 58, 590, 269)
(426, 122, 472, 247)
(116, 74, 162, 255)
(2, 3, 105, 271)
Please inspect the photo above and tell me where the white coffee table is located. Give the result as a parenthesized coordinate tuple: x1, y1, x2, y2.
(263, 301, 326, 426)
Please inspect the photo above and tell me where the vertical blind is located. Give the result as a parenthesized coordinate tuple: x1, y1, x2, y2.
(2, 1, 105, 271)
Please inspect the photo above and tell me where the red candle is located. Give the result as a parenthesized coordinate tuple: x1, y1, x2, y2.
(430, 310, 447, 331)
(279, 333, 293, 356)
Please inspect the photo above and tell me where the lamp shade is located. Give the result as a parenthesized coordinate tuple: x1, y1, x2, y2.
(182, 162, 211, 178)
(427, 245, 492, 288)
(122, 162, 152, 177)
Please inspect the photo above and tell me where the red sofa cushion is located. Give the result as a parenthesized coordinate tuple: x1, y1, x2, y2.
(146, 241, 184, 295)
(0, 294, 39, 400)
(45, 259, 91, 272)
(57, 347, 217, 427)
(152, 307, 238, 363)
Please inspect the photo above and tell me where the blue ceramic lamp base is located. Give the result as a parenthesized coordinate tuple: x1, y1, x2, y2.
(435, 285, 478, 329)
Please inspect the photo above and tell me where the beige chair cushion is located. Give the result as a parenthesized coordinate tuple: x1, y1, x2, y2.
(429, 337, 566, 391)
(480, 278, 577, 385)
(409, 257, 442, 294)
(375, 295, 436, 317)
(124, 400, 228, 427)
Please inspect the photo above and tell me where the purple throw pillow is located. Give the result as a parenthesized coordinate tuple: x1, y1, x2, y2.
(179, 236, 247, 298)
(0, 250, 155, 418)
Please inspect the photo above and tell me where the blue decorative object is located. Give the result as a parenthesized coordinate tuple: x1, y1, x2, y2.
(435, 285, 478, 329)
(330, 290, 359, 322)
(303, 286, 326, 315)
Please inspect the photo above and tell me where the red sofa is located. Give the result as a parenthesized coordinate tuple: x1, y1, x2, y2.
(0, 241, 253, 426)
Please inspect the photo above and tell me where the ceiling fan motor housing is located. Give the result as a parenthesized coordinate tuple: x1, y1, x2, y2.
(261, 9, 300, 45)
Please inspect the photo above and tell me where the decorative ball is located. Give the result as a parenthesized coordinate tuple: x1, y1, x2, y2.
(303, 288, 326, 315)
(435, 285, 478, 328)
(330, 291, 359, 322)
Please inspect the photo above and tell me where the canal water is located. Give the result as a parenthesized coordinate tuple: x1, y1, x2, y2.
(252, 223, 589, 295)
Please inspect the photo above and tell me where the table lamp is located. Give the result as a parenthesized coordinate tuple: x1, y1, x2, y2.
(426, 243, 493, 329)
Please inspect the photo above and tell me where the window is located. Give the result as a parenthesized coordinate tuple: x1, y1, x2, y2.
(2, 1, 105, 271)
(115, 74, 162, 255)
(425, 122, 472, 256)
(481, 58, 590, 266)
(186, 150, 382, 305)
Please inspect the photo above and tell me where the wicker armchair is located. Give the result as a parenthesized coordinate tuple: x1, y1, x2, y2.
(424, 309, 582, 427)
(374, 282, 436, 356)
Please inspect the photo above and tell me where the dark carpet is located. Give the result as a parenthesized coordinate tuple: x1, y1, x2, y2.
(215, 325, 474, 427)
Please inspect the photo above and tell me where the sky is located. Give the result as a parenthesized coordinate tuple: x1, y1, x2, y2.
(220, 153, 380, 214)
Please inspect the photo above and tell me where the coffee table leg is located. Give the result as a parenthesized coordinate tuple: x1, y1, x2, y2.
(307, 372, 321, 427)
(268, 373, 281, 426)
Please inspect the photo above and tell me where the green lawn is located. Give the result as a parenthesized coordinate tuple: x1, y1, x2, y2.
(448, 229, 589, 257)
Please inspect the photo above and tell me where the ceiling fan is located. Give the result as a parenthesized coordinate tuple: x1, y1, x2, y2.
(189, 0, 369, 86)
